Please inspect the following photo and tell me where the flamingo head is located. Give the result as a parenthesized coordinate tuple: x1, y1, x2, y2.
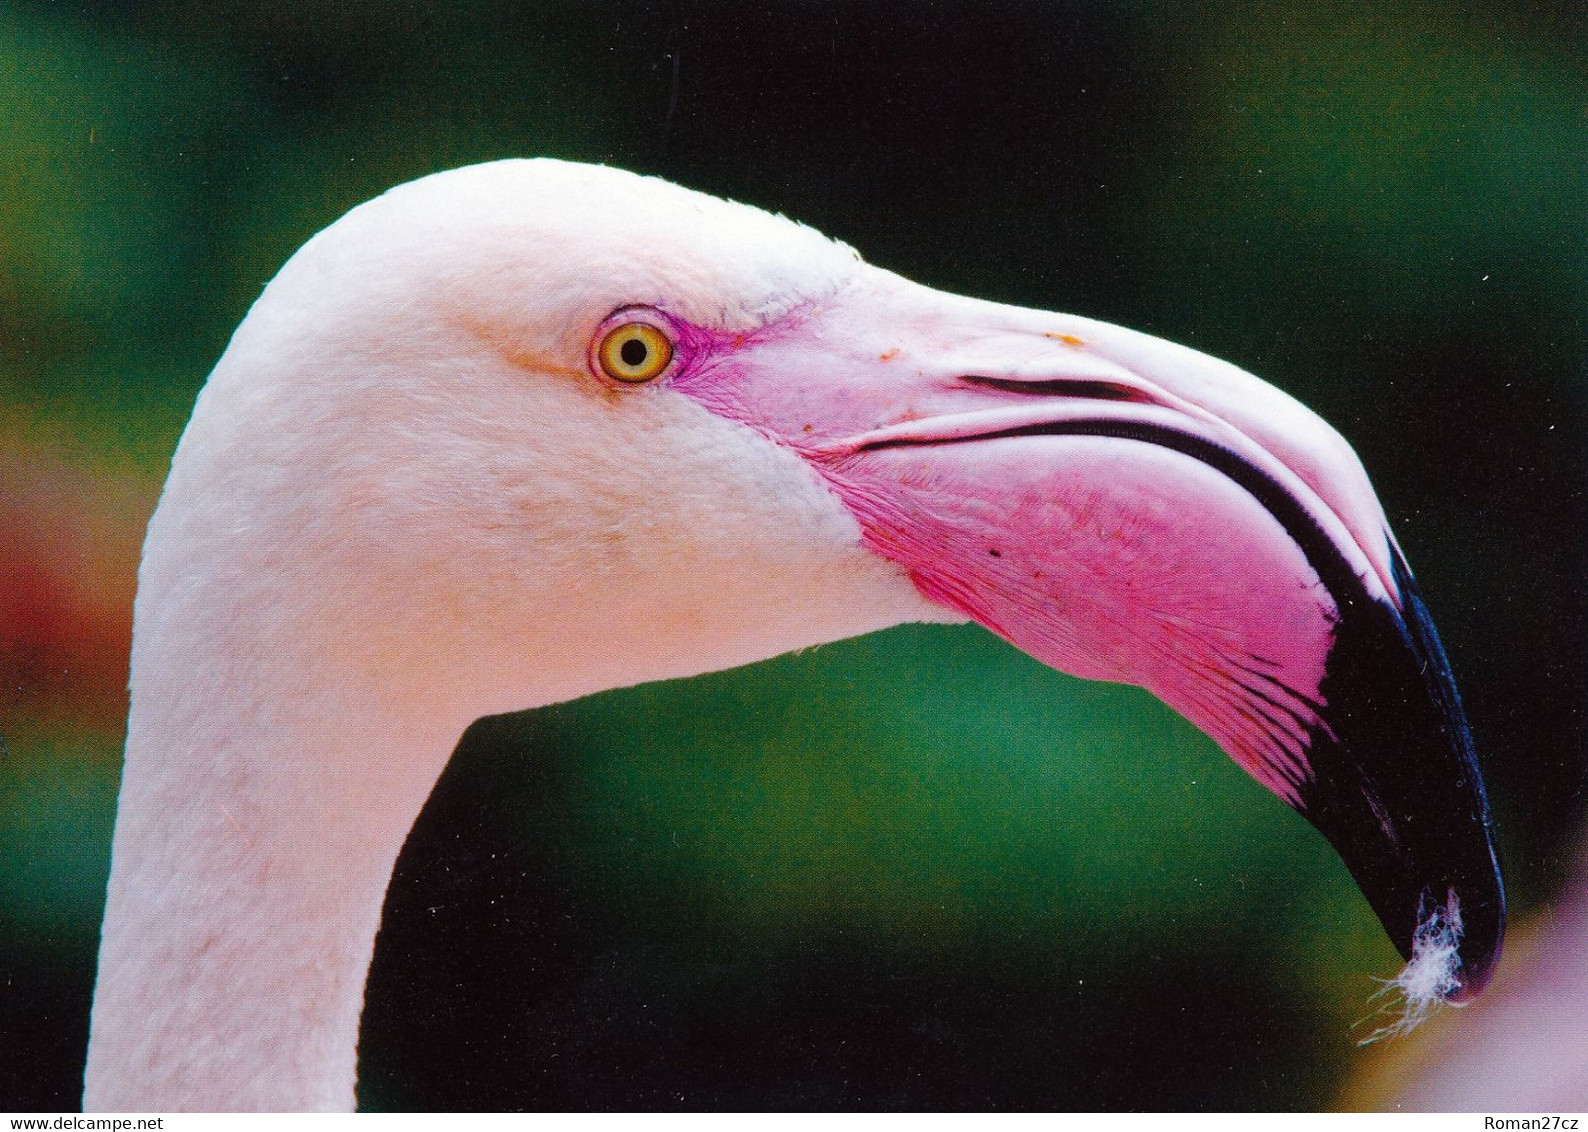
(179, 158, 1502, 1007)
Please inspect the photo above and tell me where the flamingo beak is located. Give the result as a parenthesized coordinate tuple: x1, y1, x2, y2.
(674, 265, 1504, 1001)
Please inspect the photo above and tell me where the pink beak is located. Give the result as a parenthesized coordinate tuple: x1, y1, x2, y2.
(667, 264, 1503, 1001)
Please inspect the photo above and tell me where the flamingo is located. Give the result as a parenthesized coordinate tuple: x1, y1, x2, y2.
(82, 159, 1504, 1111)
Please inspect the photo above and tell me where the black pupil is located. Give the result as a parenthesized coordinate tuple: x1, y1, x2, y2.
(619, 337, 649, 368)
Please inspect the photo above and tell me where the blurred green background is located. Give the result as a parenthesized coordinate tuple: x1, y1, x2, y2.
(1, 0, 1583, 1112)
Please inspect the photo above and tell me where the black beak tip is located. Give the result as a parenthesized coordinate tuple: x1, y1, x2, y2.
(1298, 544, 1506, 1009)
(1446, 885, 1505, 1004)
(1298, 747, 1506, 1009)
(1371, 846, 1505, 1008)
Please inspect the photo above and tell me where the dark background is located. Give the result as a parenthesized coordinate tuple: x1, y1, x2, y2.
(1, 0, 1582, 1111)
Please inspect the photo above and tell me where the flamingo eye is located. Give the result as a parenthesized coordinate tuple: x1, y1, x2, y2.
(596, 321, 673, 384)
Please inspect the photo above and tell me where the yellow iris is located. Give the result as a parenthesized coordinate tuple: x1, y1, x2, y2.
(597, 321, 673, 383)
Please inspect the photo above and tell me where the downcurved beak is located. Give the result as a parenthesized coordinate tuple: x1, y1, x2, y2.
(674, 265, 1504, 1001)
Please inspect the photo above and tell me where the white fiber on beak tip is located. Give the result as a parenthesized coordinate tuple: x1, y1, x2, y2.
(1357, 894, 1466, 1045)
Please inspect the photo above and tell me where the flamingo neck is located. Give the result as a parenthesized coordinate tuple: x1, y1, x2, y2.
(84, 597, 474, 1111)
